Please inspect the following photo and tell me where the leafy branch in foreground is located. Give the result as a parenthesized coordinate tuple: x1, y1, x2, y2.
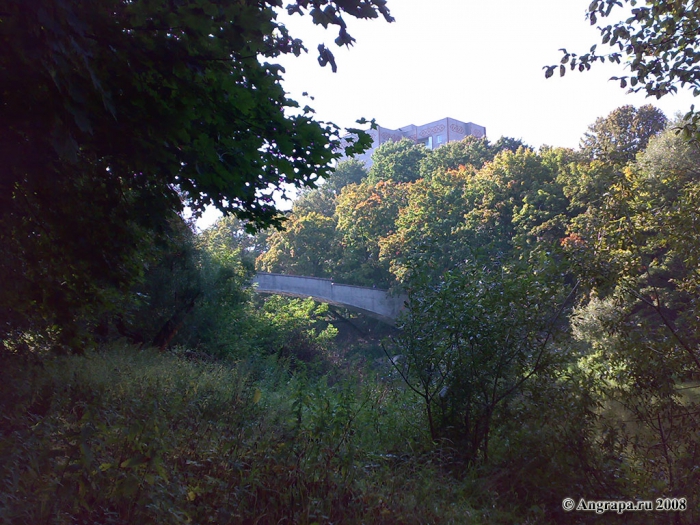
(0, 0, 392, 346)
(544, 1, 700, 137)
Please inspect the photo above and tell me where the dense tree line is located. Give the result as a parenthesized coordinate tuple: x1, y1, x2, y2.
(258, 135, 529, 286)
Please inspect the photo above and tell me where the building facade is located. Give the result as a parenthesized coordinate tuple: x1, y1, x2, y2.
(341, 117, 486, 166)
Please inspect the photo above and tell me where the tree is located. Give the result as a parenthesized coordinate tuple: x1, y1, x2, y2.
(325, 158, 369, 194)
(568, 126, 700, 372)
(418, 135, 495, 178)
(126, 219, 256, 354)
(391, 258, 573, 461)
(561, 128, 700, 513)
(491, 136, 531, 155)
(2, 0, 390, 225)
(200, 215, 270, 263)
(545, 1, 700, 136)
(176, 227, 265, 358)
(257, 212, 339, 278)
(416, 134, 531, 190)
(293, 159, 368, 218)
(580, 105, 667, 164)
(254, 296, 338, 367)
(293, 188, 338, 218)
(334, 180, 408, 286)
(557, 158, 619, 213)
(380, 167, 476, 283)
(366, 138, 428, 183)
(0, 0, 392, 345)
(382, 148, 569, 285)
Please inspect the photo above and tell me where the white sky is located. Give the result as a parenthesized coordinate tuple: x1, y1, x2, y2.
(276, 0, 695, 147)
(197, 0, 698, 229)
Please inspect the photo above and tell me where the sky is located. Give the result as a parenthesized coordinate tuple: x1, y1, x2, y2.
(196, 0, 698, 229)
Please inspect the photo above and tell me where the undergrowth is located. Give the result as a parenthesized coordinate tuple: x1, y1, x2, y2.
(0, 343, 490, 524)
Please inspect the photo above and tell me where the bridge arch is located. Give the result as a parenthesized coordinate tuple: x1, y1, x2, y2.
(252, 273, 406, 324)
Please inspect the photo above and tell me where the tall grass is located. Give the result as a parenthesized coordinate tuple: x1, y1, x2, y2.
(0, 343, 489, 524)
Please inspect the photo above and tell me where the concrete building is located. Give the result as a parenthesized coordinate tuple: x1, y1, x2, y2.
(340, 117, 486, 167)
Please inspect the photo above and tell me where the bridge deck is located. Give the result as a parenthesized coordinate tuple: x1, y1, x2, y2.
(252, 273, 406, 323)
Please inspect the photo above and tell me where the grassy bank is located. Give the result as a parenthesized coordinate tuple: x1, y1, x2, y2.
(0, 344, 505, 524)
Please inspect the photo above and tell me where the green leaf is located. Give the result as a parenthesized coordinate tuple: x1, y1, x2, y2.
(120, 455, 149, 469)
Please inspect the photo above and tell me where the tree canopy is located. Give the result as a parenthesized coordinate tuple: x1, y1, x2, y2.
(367, 138, 428, 184)
(1, 0, 391, 227)
(417, 135, 528, 179)
(0, 0, 392, 343)
(580, 104, 667, 163)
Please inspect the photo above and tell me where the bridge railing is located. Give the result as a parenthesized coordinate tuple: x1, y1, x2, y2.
(252, 272, 406, 323)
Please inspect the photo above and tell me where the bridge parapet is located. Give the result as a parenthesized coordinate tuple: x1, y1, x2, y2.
(252, 272, 406, 323)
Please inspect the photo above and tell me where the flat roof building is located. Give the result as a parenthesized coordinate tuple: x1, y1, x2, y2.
(340, 117, 486, 166)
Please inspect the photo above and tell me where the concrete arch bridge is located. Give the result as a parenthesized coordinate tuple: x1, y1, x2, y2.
(252, 273, 407, 325)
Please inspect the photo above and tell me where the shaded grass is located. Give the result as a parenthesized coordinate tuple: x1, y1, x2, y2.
(0, 343, 491, 524)
(5, 342, 692, 524)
